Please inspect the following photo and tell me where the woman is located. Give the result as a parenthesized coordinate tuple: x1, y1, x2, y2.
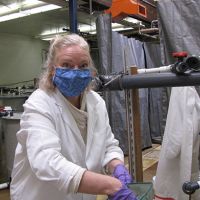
(10, 34, 137, 200)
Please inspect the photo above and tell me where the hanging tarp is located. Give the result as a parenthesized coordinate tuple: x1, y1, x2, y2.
(111, 31, 152, 152)
(95, 14, 114, 133)
(96, 14, 112, 75)
(158, 0, 200, 64)
(96, 14, 165, 152)
(144, 43, 169, 141)
(158, 0, 200, 135)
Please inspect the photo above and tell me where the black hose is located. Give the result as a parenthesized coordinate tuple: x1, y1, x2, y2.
(182, 181, 200, 195)
(186, 56, 200, 71)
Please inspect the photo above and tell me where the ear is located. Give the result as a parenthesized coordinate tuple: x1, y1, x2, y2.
(92, 70, 97, 77)
(90, 66, 97, 77)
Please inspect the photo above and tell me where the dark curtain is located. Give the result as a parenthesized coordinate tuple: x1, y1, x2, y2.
(96, 14, 166, 153)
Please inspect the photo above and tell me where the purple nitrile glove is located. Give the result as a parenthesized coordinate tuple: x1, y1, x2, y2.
(113, 164, 133, 185)
(108, 184, 138, 200)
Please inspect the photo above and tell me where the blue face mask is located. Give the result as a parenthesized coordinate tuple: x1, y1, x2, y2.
(53, 68, 92, 97)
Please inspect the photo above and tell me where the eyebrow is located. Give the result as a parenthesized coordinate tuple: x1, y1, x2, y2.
(60, 59, 89, 65)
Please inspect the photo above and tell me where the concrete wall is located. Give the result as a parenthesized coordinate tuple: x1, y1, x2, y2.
(0, 33, 100, 87)
(0, 33, 49, 86)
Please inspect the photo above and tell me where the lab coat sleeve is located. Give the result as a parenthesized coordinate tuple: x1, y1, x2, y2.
(163, 88, 183, 159)
(163, 87, 195, 159)
(100, 101, 124, 167)
(17, 92, 86, 194)
(154, 87, 199, 199)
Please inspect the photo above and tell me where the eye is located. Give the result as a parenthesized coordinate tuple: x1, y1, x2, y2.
(61, 63, 72, 69)
(79, 63, 89, 69)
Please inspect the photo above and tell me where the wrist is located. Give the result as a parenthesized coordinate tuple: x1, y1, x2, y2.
(107, 159, 124, 174)
(106, 177, 122, 196)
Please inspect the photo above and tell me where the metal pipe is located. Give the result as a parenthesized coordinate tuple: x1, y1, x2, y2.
(140, 0, 157, 8)
(69, 0, 78, 33)
(137, 65, 171, 74)
(0, 182, 9, 190)
(102, 72, 200, 90)
(140, 28, 159, 33)
(138, 63, 190, 74)
(89, 0, 92, 15)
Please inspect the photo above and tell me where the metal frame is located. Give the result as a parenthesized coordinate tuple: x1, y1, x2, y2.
(69, 0, 78, 33)
(98, 71, 200, 181)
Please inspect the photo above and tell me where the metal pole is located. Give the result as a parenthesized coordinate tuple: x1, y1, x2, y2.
(102, 72, 200, 90)
(69, 0, 78, 33)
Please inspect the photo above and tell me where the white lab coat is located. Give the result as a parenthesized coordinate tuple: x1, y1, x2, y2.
(10, 88, 124, 200)
(154, 87, 200, 200)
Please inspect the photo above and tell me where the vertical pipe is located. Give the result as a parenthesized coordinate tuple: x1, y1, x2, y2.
(69, 0, 78, 33)
(89, 0, 92, 15)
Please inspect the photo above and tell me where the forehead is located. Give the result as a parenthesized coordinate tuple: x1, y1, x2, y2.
(55, 45, 89, 63)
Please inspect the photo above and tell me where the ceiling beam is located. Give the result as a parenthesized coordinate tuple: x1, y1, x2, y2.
(92, 0, 112, 7)
(40, 0, 68, 7)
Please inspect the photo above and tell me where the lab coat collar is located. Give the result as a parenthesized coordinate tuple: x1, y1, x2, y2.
(53, 88, 98, 108)
(52, 88, 99, 159)
(85, 91, 99, 158)
(53, 88, 85, 147)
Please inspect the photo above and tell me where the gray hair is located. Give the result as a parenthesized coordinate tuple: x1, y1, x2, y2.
(39, 34, 96, 91)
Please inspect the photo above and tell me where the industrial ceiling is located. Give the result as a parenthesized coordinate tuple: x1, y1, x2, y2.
(0, 0, 158, 42)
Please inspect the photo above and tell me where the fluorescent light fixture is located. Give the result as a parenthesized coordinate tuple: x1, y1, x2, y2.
(123, 17, 141, 24)
(41, 37, 54, 41)
(0, 4, 61, 22)
(0, 3, 18, 15)
(22, 0, 45, 7)
(113, 27, 133, 31)
(78, 23, 134, 35)
(40, 27, 67, 36)
(0, 0, 46, 16)
(39, 22, 135, 41)
(79, 23, 96, 33)
(111, 23, 134, 31)
(38, 23, 97, 41)
(39, 31, 69, 41)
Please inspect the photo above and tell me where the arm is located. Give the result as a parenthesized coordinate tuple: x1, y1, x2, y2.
(17, 92, 88, 194)
(98, 100, 133, 185)
(77, 170, 137, 200)
(76, 93, 136, 197)
(78, 170, 122, 195)
(78, 159, 123, 195)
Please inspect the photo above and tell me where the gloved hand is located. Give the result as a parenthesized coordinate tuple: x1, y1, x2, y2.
(108, 184, 138, 200)
(112, 164, 133, 185)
